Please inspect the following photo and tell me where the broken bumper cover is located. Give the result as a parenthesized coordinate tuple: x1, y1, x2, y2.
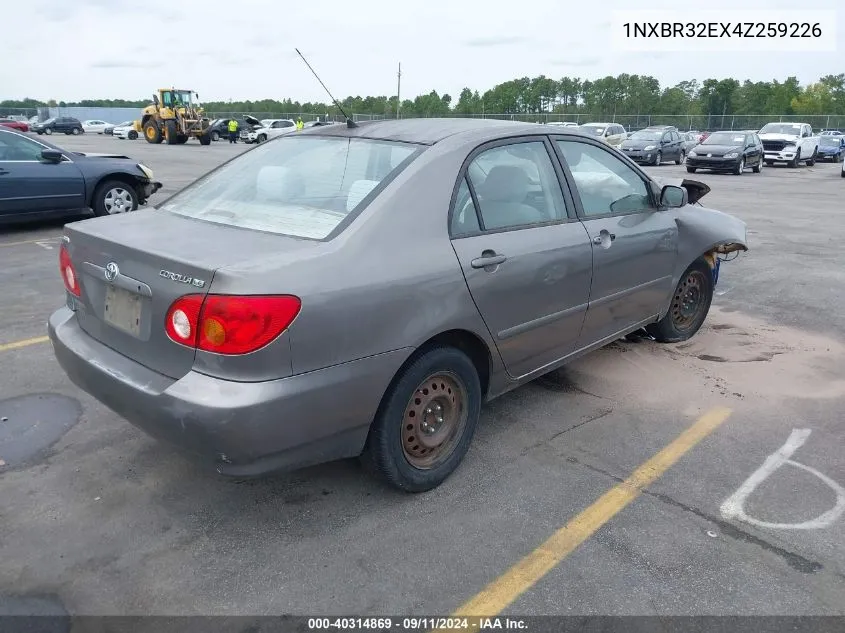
(141, 181, 163, 201)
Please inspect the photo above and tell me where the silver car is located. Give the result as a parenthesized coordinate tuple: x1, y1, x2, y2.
(49, 119, 748, 492)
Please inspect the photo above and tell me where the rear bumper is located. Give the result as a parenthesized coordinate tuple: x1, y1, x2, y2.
(48, 307, 409, 477)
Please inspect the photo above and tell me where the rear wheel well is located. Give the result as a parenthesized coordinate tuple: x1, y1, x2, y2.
(363, 330, 493, 454)
(409, 330, 491, 398)
(89, 173, 143, 207)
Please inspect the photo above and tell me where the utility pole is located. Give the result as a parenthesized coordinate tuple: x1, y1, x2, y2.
(396, 62, 402, 119)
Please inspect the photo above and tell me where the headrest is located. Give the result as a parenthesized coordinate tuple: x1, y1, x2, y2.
(256, 166, 292, 201)
(346, 179, 380, 212)
(477, 166, 530, 202)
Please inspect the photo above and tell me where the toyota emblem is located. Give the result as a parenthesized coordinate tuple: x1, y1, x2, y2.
(105, 262, 119, 282)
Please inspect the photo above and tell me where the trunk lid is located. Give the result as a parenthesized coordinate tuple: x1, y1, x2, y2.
(65, 209, 314, 379)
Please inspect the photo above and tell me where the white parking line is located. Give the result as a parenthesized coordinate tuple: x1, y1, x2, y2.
(720, 429, 845, 530)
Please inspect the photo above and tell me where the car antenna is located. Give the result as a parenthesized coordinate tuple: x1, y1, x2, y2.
(294, 48, 357, 128)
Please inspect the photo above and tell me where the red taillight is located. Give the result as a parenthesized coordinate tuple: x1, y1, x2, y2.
(165, 294, 301, 356)
(59, 245, 81, 297)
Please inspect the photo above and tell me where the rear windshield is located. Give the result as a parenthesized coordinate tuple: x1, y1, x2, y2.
(580, 125, 604, 136)
(162, 136, 420, 239)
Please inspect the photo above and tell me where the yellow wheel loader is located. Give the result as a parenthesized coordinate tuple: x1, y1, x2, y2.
(140, 88, 213, 145)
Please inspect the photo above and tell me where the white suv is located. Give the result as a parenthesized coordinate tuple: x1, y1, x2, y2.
(242, 118, 297, 144)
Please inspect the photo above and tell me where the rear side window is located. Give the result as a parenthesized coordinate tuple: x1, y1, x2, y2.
(450, 178, 481, 236)
(465, 141, 568, 230)
(162, 136, 419, 240)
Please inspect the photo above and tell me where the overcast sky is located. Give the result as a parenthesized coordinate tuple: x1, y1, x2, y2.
(3, 0, 842, 103)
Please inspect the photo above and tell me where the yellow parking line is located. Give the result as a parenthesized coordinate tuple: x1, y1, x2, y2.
(445, 406, 732, 621)
(0, 335, 50, 352)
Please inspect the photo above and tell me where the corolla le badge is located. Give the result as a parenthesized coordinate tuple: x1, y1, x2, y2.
(104, 262, 119, 282)
(160, 269, 206, 288)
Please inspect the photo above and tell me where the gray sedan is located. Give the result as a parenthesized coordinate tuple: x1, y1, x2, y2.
(48, 119, 748, 492)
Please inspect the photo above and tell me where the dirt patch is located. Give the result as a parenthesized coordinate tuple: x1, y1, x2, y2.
(559, 306, 845, 406)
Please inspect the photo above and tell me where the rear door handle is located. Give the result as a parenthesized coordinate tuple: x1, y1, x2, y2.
(592, 232, 616, 244)
(471, 253, 507, 269)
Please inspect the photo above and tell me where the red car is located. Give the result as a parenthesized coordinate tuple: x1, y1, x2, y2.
(0, 118, 30, 132)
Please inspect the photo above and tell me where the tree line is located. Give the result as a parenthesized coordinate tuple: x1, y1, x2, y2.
(4, 73, 845, 118)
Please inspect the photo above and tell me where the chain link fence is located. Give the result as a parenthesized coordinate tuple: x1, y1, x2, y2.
(4, 107, 845, 132)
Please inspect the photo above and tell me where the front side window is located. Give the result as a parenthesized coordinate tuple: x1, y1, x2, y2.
(465, 141, 568, 231)
(162, 136, 419, 240)
(0, 130, 48, 161)
(557, 140, 654, 217)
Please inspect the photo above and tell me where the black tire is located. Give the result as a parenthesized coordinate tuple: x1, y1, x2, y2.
(646, 257, 714, 343)
(734, 157, 745, 175)
(752, 157, 763, 173)
(806, 149, 817, 166)
(211, 130, 219, 141)
(654, 151, 662, 166)
(165, 120, 178, 145)
(765, 160, 774, 166)
(841, 168, 845, 178)
(199, 133, 212, 146)
(144, 122, 162, 144)
(676, 151, 685, 165)
(44, 127, 53, 135)
(361, 346, 482, 493)
(257, 133, 267, 143)
(128, 130, 138, 140)
(686, 166, 696, 173)
(175, 135, 189, 144)
(835, 153, 842, 163)
(789, 148, 800, 168)
(91, 180, 139, 217)
(72, 127, 81, 135)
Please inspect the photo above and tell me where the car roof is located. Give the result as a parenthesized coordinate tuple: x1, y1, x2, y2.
(298, 117, 581, 146)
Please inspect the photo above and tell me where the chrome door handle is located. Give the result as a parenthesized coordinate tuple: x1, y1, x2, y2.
(471, 253, 507, 269)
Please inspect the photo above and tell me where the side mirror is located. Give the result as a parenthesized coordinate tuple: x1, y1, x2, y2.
(41, 149, 63, 163)
(660, 184, 687, 208)
(152, 94, 159, 106)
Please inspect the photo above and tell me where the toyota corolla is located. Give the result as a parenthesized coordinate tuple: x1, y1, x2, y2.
(48, 119, 748, 492)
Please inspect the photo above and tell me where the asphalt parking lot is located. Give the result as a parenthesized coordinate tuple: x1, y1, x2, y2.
(1, 134, 844, 618)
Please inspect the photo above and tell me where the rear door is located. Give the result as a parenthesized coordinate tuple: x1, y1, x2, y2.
(0, 131, 85, 214)
(449, 137, 593, 379)
(553, 137, 679, 347)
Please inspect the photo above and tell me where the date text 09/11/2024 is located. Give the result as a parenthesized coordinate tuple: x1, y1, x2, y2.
(306, 617, 528, 630)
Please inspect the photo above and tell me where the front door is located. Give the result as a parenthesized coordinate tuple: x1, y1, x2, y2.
(450, 138, 593, 379)
(554, 138, 679, 348)
(0, 132, 85, 214)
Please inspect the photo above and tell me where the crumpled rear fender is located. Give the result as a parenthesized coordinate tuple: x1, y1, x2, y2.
(659, 204, 749, 318)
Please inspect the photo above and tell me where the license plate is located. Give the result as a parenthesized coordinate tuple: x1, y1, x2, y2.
(104, 285, 142, 336)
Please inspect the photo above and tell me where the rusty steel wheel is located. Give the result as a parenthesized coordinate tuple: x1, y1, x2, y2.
(362, 346, 482, 492)
(401, 372, 468, 470)
(670, 269, 708, 332)
(646, 258, 714, 343)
